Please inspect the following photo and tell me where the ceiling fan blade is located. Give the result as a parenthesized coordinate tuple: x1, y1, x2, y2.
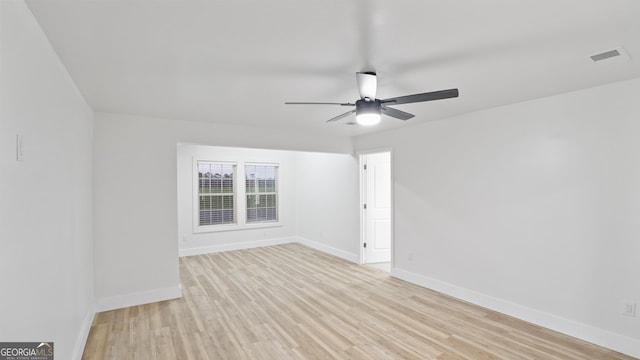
(285, 101, 355, 106)
(381, 88, 459, 105)
(381, 106, 414, 120)
(356, 72, 377, 99)
(326, 109, 356, 123)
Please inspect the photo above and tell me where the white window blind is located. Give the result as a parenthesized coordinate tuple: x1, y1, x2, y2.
(198, 162, 236, 226)
(245, 164, 278, 223)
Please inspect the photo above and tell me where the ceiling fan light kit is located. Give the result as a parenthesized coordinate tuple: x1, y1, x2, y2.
(355, 113, 381, 126)
(285, 72, 459, 126)
(355, 99, 382, 126)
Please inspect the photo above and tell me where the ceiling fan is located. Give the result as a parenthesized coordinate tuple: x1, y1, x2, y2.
(285, 72, 459, 126)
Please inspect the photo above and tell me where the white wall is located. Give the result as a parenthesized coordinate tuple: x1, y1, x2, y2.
(0, 2, 94, 359)
(93, 112, 354, 310)
(295, 151, 360, 261)
(177, 145, 298, 255)
(354, 77, 640, 356)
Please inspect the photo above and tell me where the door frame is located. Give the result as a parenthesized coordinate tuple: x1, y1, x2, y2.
(358, 148, 394, 268)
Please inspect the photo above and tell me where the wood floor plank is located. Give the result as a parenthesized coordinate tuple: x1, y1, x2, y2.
(83, 243, 637, 360)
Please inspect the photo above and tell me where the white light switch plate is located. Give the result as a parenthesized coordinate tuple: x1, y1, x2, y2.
(16, 134, 24, 161)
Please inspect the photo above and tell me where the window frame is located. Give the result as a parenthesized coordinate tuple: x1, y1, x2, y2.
(245, 163, 279, 224)
(194, 160, 237, 232)
(192, 159, 282, 233)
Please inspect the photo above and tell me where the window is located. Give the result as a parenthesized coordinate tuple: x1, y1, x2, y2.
(198, 162, 235, 226)
(245, 164, 278, 223)
(193, 160, 280, 232)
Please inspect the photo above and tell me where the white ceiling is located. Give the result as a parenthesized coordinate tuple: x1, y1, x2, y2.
(26, 0, 640, 137)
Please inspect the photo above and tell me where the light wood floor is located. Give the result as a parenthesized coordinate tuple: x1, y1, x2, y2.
(83, 243, 636, 359)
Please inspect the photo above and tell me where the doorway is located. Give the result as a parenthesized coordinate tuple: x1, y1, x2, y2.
(360, 151, 392, 269)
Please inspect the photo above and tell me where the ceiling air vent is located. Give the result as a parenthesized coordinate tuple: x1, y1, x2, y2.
(590, 49, 621, 62)
(589, 47, 631, 64)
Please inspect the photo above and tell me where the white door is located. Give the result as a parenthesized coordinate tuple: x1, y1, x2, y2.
(364, 152, 391, 264)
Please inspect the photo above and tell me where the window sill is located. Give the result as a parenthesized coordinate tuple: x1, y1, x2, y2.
(193, 221, 283, 234)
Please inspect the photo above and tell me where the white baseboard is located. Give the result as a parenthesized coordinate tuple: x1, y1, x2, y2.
(296, 236, 359, 263)
(95, 285, 183, 312)
(179, 237, 296, 257)
(391, 268, 640, 359)
(72, 304, 95, 360)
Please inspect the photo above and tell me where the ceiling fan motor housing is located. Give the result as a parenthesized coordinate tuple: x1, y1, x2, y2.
(356, 98, 381, 116)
